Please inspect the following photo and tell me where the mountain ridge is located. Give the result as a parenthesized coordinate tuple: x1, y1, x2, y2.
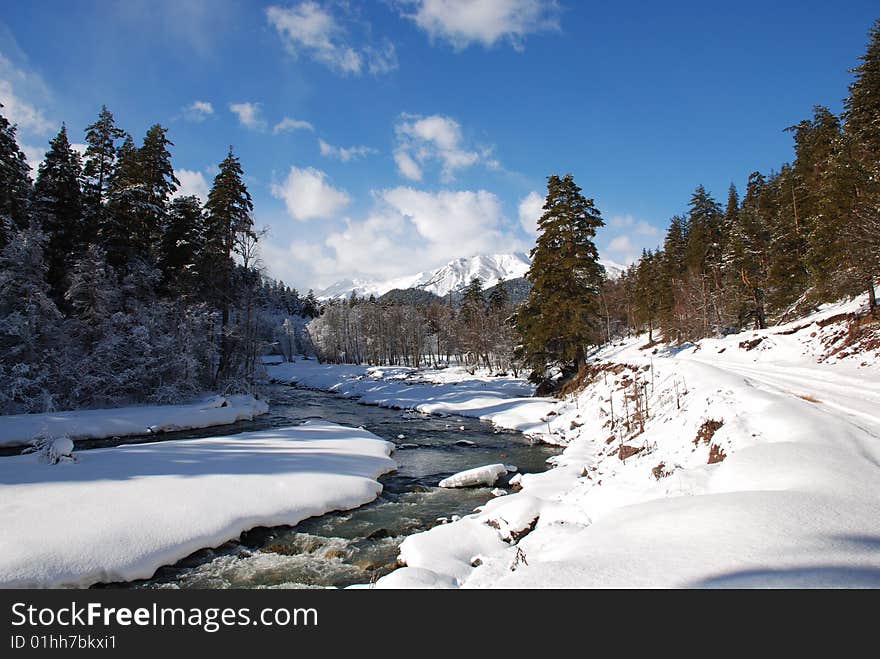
(318, 253, 626, 300)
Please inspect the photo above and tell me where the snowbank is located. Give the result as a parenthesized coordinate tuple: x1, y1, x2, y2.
(267, 362, 559, 439)
(369, 294, 880, 588)
(0, 394, 269, 448)
(272, 295, 880, 588)
(0, 421, 395, 588)
(439, 464, 507, 488)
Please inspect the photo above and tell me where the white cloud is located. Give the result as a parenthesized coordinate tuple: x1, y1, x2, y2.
(271, 166, 351, 221)
(600, 214, 662, 264)
(261, 185, 527, 289)
(608, 214, 660, 237)
(174, 169, 210, 202)
(273, 116, 315, 134)
(229, 101, 265, 130)
(400, 0, 560, 51)
(183, 100, 214, 121)
(20, 143, 45, 172)
(604, 235, 639, 264)
(518, 190, 544, 235)
(393, 149, 422, 181)
(394, 113, 493, 182)
(0, 54, 54, 135)
(318, 138, 375, 162)
(266, 2, 397, 76)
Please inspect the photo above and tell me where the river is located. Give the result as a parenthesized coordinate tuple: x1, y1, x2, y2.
(90, 384, 559, 589)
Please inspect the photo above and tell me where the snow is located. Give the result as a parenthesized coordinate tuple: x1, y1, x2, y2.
(0, 394, 269, 448)
(272, 292, 880, 588)
(0, 421, 395, 588)
(438, 463, 507, 488)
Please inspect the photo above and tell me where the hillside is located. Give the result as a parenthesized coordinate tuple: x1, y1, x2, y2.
(267, 292, 880, 588)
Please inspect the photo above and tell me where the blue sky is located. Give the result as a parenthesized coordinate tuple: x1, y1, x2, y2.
(1, 0, 877, 291)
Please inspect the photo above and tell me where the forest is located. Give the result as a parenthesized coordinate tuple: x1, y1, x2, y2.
(0, 106, 320, 414)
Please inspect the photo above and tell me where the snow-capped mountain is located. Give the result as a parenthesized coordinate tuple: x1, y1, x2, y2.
(318, 253, 626, 300)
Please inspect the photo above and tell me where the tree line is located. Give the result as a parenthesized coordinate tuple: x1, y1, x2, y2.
(0, 105, 316, 414)
(307, 278, 520, 373)
(608, 20, 880, 346)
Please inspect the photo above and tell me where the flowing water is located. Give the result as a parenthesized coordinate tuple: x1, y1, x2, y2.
(87, 385, 560, 589)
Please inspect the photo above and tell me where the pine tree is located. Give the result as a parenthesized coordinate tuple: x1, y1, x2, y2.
(683, 185, 724, 334)
(723, 172, 770, 329)
(488, 278, 509, 311)
(159, 195, 203, 296)
(202, 147, 254, 382)
(633, 249, 661, 342)
(765, 166, 809, 314)
(684, 185, 723, 275)
(102, 135, 139, 270)
(302, 290, 320, 318)
(0, 103, 32, 249)
(517, 173, 605, 377)
(82, 106, 126, 238)
(460, 276, 484, 319)
(32, 125, 85, 304)
(843, 19, 880, 312)
(845, 18, 880, 161)
(138, 124, 179, 249)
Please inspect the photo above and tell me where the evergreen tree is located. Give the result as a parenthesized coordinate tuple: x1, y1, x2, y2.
(460, 276, 485, 320)
(159, 195, 203, 296)
(765, 166, 809, 314)
(82, 105, 126, 233)
(302, 290, 320, 318)
(488, 278, 509, 311)
(0, 102, 32, 248)
(138, 124, 178, 249)
(102, 135, 140, 270)
(517, 173, 605, 377)
(723, 172, 770, 329)
(32, 125, 85, 304)
(844, 18, 880, 161)
(684, 185, 723, 276)
(633, 249, 661, 341)
(202, 147, 254, 382)
(843, 19, 880, 312)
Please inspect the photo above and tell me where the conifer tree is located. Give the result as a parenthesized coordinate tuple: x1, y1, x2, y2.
(460, 276, 485, 320)
(844, 18, 880, 161)
(82, 106, 126, 232)
(633, 249, 662, 342)
(202, 147, 254, 381)
(843, 19, 880, 312)
(488, 278, 509, 311)
(138, 124, 178, 249)
(102, 135, 139, 270)
(0, 103, 32, 248)
(765, 166, 809, 314)
(159, 195, 203, 296)
(517, 174, 605, 377)
(723, 172, 770, 329)
(32, 125, 85, 304)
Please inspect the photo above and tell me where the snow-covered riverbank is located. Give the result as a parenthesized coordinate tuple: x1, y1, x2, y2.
(269, 295, 880, 588)
(0, 421, 395, 588)
(0, 394, 269, 448)
(267, 361, 561, 441)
